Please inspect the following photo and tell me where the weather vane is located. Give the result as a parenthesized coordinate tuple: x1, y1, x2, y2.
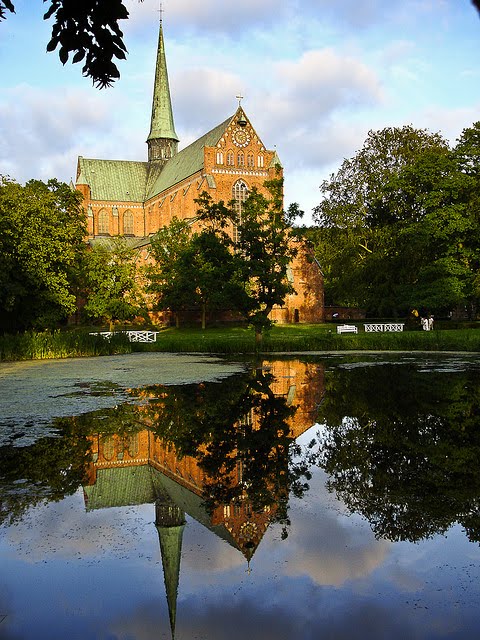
(159, 1, 164, 23)
(236, 94, 243, 107)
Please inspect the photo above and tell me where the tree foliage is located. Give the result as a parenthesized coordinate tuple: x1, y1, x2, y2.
(0, 176, 86, 331)
(195, 178, 299, 343)
(234, 178, 299, 341)
(82, 237, 146, 329)
(311, 124, 480, 316)
(0, 0, 143, 88)
(147, 179, 298, 337)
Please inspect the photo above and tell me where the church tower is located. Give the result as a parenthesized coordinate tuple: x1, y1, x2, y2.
(146, 17, 179, 162)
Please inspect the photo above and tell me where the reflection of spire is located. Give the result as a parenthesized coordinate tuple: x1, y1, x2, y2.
(155, 500, 186, 640)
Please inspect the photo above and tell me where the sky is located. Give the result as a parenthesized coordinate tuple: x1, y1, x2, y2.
(1, 1, 480, 225)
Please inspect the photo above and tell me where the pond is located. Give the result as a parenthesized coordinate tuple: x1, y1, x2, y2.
(1, 351, 480, 639)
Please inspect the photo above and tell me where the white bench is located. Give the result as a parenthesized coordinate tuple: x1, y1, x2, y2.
(364, 323, 405, 332)
(337, 324, 358, 334)
(90, 330, 159, 343)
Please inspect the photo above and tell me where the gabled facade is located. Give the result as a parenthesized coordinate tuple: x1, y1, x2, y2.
(75, 20, 324, 324)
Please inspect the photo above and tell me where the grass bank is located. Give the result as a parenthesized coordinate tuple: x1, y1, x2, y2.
(144, 324, 480, 353)
(0, 324, 479, 361)
(0, 324, 480, 361)
(0, 330, 132, 361)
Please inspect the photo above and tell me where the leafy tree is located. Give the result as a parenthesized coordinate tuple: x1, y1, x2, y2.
(0, 176, 87, 331)
(82, 236, 146, 329)
(146, 218, 195, 327)
(452, 121, 480, 316)
(236, 178, 300, 345)
(312, 126, 477, 316)
(183, 230, 248, 329)
(196, 178, 299, 345)
(0, 0, 144, 88)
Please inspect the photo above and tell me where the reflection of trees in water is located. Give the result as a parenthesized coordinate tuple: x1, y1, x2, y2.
(135, 364, 319, 537)
(0, 360, 322, 537)
(0, 418, 91, 526)
(316, 363, 480, 543)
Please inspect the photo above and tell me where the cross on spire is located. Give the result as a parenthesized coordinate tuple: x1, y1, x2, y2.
(159, 2, 164, 23)
(236, 94, 244, 107)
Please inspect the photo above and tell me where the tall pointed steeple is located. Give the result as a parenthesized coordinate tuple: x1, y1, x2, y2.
(147, 16, 179, 163)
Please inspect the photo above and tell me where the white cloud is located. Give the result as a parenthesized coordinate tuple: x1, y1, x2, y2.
(125, 0, 286, 35)
(0, 85, 114, 183)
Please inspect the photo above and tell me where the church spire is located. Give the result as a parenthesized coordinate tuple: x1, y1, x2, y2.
(147, 15, 179, 163)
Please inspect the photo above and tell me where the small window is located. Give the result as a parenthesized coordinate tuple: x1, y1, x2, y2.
(237, 152, 245, 167)
(258, 154, 264, 168)
(216, 151, 224, 165)
(247, 153, 254, 168)
(98, 209, 109, 235)
(227, 151, 234, 166)
(123, 210, 134, 235)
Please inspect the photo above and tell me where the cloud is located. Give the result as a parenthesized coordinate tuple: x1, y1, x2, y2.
(173, 67, 242, 139)
(274, 49, 383, 118)
(125, 0, 286, 36)
(0, 85, 115, 183)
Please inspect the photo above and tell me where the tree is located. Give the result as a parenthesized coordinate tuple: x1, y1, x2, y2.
(82, 237, 146, 329)
(205, 177, 299, 346)
(0, 176, 87, 331)
(0, 0, 143, 88)
(312, 126, 477, 316)
(184, 231, 248, 329)
(452, 121, 480, 316)
(145, 218, 195, 327)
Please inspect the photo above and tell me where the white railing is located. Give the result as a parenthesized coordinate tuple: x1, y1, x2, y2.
(125, 331, 159, 343)
(364, 323, 404, 332)
(89, 331, 159, 342)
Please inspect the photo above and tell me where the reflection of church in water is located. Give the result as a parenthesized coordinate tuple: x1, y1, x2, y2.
(82, 360, 324, 637)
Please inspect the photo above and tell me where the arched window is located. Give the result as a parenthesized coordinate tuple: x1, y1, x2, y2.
(216, 151, 224, 165)
(125, 433, 139, 458)
(227, 150, 234, 166)
(237, 151, 245, 167)
(123, 210, 134, 235)
(101, 436, 115, 461)
(258, 154, 264, 168)
(232, 179, 248, 244)
(247, 153, 254, 168)
(98, 209, 109, 235)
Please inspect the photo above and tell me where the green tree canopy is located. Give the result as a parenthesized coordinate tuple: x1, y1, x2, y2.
(312, 125, 479, 316)
(82, 237, 146, 329)
(196, 177, 299, 344)
(0, 176, 86, 331)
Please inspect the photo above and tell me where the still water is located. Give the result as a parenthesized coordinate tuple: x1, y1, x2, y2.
(1, 351, 480, 640)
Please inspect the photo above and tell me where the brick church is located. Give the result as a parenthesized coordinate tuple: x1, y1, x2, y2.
(75, 19, 324, 324)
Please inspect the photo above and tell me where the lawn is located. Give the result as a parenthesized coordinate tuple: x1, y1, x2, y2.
(1, 323, 479, 361)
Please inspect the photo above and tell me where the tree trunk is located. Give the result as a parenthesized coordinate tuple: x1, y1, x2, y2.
(255, 327, 263, 351)
(201, 303, 206, 330)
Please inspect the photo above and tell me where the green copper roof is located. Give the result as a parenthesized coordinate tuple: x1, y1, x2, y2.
(83, 466, 161, 510)
(146, 116, 232, 199)
(77, 157, 148, 202)
(147, 21, 179, 143)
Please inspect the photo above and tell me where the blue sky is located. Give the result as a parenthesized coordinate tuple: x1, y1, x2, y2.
(1, 0, 480, 224)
